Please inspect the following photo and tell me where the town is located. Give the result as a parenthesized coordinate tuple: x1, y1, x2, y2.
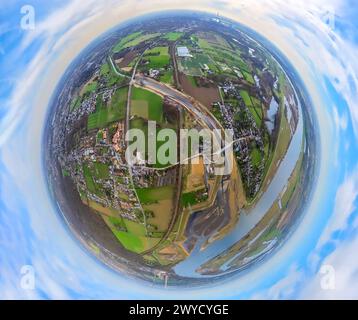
(46, 13, 302, 285)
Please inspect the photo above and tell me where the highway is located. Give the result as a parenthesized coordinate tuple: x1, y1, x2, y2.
(134, 75, 222, 133)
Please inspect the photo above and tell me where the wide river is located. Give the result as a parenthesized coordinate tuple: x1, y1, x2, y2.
(174, 88, 304, 278)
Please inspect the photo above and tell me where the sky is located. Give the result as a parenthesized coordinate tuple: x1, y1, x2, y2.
(0, 0, 358, 299)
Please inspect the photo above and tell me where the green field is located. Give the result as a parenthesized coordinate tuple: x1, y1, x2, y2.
(179, 53, 211, 76)
(270, 107, 292, 166)
(130, 116, 149, 152)
(100, 62, 110, 76)
(106, 215, 163, 254)
(124, 219, 147, 236)
(181, 192, 197, 207)
(250, 98, 264, 127)
(113, 230, 144, 253)
(82, 82, 98, 96)
(136, 185, 175, 205)
(250, 108, 262, 127)
(130, 116, 148, 132)
(113, 32, 161, 53)
(112, 86, 129, 109)
(100, 61, 125, 86)
(82, 162, 110, 196)
(109, 216, 126, 230)
(195, 35, 252, 76)
(181, 189, 208, 207)
(197, 38, 211, 51)
(82, 164, 104, 197)
(93, 162, 110, 180)
(236, 55, 250, 73)
(70, 96, 81, 112)
(160, 70, 174, 84)
(239, 90, 253, 107)
(242, 70, 255, 84)
(239, 91, 263, 127)
(251, 148, 262, 168)
(87, 86, 128, 130)
(111, 225, 160, 254)
(164, 32, 183, 41)
(62, 169, 70, 177)
(212, 105, 224, 124)
(124, 33, 161, 49)
(131, 87, 163, 122)
(281, 151, 303, 208)
(113, 32, 142, 53)
(144, 46, 170, 69)
(82, 164, 96, 194)
(131, 100, 149, 119)
(196, 33, 231, 51)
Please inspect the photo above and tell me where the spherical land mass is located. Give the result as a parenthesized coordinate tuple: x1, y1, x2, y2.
(45, 11, 317, 287)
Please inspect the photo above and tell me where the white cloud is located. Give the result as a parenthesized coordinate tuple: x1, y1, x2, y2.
(332, 107, 349, 167)
(252, 265, 304, 300)
(297, 168, 358, 299)
(301, 233, 358, 299)
(253, 165, 358, 300)
(318, 169, 358, 247)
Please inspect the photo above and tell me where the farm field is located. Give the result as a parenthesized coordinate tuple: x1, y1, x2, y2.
(145, 199, 174, 232)
(87, 86, 128, 130)
(178, 53, 211, 76)
(70, 96, 81, 111)
(194, 32, 254, 78)
(81, 81, 98, 97)
(136, 185, 175, 204)
(179, 73, 220, 108)
(164, 32, 183, 41)
(113, 32, 161, 53)
(144, 46, 170, 69)
(184, 156, 206, 193)
(136, 185, 176, 234)
(100, 61, 126, 86)
(239, 90, 263, 127)
(82, 163, 106, 197)
(131, 87, 163, 122)
(160, 70, 174, 85)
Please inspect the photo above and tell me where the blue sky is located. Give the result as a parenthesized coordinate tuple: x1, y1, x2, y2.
(1, 0, 358, 299)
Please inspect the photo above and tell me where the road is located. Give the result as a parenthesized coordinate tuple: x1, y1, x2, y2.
(123, 48, 153, 232)
(134, 75, 227, 256)
(169, 42, 181, 90)
(134, 76, 222, 132)
(109, 56, 130, 79)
